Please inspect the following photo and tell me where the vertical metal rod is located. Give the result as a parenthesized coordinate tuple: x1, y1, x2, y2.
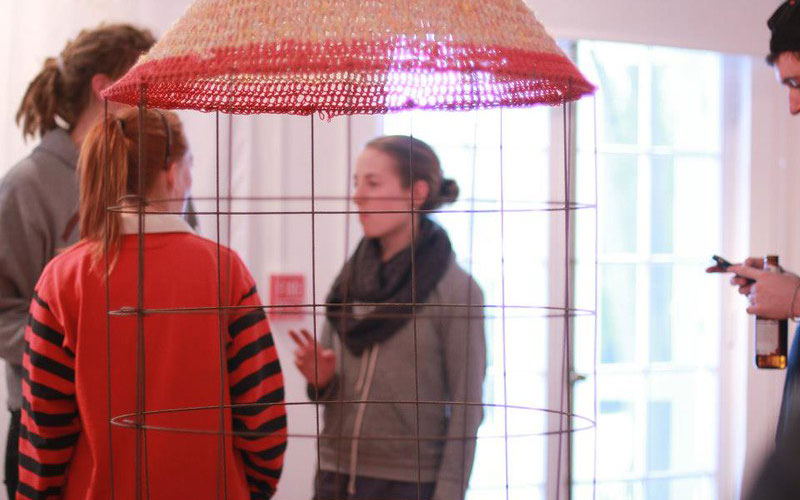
(330, 115, 354, 489)
(214, 110, 229, 499)
(223, 109, 234, 499)
(225, 115, 234, 285)
(135, 86, 147, 500)
(226, 115, 234, 262)
(556, 102, 567, 500)
(310, 115, 324, 494)
(103, 98, 117, 500)
(498, 108, 510, 500)
(591, 94, 599, 500)
(408, 126, 422, 500)
(567, 99, 576, 499)
(555, 99, 574, 500)
(458, 103, 481, 497)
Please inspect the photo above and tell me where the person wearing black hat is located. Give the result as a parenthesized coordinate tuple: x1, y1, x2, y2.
(766, 0, 800, 113)
(722, 0, 800, 438)
(731, 1, 800, 498)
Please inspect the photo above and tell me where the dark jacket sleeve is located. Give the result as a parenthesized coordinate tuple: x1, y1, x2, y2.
(745, 417, 800, 500)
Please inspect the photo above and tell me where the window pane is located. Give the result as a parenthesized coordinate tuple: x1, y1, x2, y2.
(647, 401, 672, 472)
(662, 477, 716, 499)
(600, 264, 637, 364)
(578, 42, 641, 145)
(598, 153, 638, 254)
(670, 263, 720, 368)
(650, 156, 674, 254)
(672, 155, 721, 258)
(651, 372, 718, 472)
(575, 482, 638, 500)
(598, 399, 637, 477)
(651, 48, 722, 152)
(646, 479, 670, 500)
(649, 264, 673, 363)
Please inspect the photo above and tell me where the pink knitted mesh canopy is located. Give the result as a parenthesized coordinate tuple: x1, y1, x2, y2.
(103, 0, 595, 116)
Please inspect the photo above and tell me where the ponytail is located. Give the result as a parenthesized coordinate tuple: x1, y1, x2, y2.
(15, 23, 154, 141)
(78, 108, 188, 268)
(437, 178, 460, 207)
(79, 118, 130, 266)
(15, 58, 62, 140)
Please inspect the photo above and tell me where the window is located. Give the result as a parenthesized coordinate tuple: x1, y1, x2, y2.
(383, 39, 734, 500)
(572, 41, 723, 500)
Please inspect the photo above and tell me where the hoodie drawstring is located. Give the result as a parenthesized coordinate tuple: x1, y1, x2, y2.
(347, 344, 380, 495)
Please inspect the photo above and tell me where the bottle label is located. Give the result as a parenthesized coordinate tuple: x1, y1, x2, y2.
(755, 318, 780, 355)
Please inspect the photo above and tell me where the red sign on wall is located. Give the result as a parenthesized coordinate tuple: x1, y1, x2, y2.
(269, 274, 305, 321)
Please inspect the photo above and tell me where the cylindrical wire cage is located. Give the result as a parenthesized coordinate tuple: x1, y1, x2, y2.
(90, 0, 598, 498)
(98, 104, 597, 500)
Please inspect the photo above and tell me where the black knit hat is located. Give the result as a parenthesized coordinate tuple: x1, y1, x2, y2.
(769, 0, 800, 56)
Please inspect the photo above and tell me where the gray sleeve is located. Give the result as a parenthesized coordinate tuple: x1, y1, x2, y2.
(433, 278, 486, 500)
(306, 319, 340, 402)
(0, 171, 51, 366)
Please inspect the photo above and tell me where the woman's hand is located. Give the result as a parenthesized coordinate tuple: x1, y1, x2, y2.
(729, 264, 800, 319)
(289, 329, 336, 388)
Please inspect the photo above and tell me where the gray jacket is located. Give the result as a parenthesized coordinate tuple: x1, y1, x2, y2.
(0, 128, 79, 410)
(310, 256, 486, 500)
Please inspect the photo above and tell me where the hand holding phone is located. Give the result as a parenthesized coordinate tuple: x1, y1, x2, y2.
(708, 254, 756, 285)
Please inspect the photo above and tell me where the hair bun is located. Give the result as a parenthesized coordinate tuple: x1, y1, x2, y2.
(439, 178, 459, 205)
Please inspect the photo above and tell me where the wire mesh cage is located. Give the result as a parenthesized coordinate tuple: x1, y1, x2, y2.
(91, 0, 598, 498)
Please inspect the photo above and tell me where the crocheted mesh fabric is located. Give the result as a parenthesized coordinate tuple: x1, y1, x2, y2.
(103, 0, 595, 115)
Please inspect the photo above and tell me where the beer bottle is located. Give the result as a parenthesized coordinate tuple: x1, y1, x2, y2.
(755, 255, 788, 369)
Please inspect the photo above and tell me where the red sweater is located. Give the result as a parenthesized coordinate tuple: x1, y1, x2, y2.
(17, 231, 286, 499)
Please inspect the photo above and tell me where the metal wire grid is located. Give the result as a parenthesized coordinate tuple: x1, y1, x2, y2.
(99, 89, 597, 500)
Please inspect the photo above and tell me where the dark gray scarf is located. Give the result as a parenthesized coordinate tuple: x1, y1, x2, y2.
(325, 217, 452, 356)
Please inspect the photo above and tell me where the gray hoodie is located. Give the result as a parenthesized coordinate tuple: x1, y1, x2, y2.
(0, 128, 79, 410)
(310, 256, 486, 500)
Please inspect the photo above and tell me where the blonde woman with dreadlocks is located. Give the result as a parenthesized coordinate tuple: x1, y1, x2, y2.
(17, 107, 287, 499)
(0, 24, 154, 497)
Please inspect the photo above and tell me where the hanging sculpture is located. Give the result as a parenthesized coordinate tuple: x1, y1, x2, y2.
(99, 0, 597, 499)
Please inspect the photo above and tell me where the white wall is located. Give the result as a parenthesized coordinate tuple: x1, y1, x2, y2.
(530, 0, 776, 57)
(0, 0, 196, 174)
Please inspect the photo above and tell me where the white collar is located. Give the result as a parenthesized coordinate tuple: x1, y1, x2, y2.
(120, 212, 195, 235)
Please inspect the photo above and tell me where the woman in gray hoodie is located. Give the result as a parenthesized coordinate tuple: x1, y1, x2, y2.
(291, 135, 486, 500)
(0, 24, 154, 498)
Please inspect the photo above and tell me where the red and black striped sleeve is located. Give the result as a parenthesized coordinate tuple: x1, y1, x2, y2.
(227, 284, 286, 499)
(17, 290, 80, 500)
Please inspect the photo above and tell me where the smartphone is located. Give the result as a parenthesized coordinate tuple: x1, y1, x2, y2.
(712, 254, 755, 284)
(712, 254, 733, 270)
